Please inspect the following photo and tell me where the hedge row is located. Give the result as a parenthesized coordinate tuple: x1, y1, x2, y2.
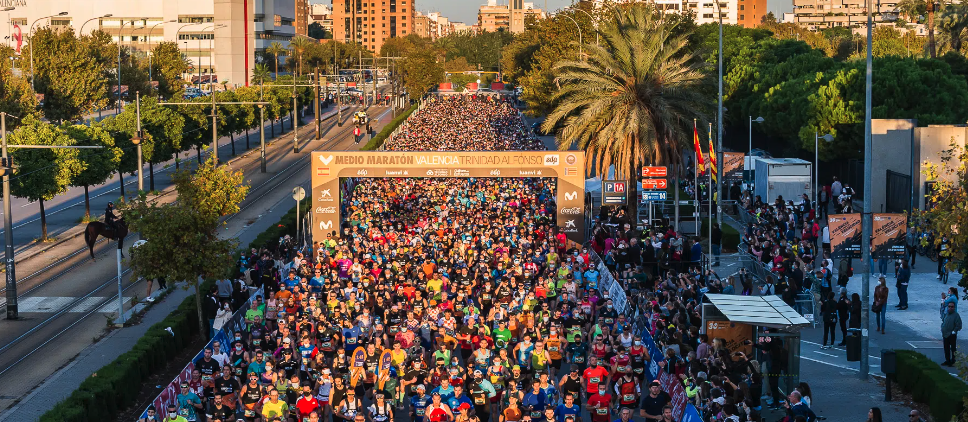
(894, 349, 968, 422)
(361, 103, 419, 151)
(38, 281, 211, 422)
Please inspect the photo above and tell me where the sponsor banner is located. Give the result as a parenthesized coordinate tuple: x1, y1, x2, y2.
(312, 152, 586, 244)
(640, 315, 666, 382)
(873, 213, 907, 259)
(723, 152, 744, 182)
(705, 320, 753, 356)
(828, 214, 862, 258)
(659, 371, 689, 421)
(142, 288, 264, 420)
(681, 404, 703, 422)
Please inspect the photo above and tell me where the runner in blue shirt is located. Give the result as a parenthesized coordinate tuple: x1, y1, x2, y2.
(410, 385, 431, 422)
(176, 383, 203, 422)
(555, 393, 581, 422)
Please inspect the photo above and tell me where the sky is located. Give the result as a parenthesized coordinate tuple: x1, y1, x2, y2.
(311, 0, 793, 29)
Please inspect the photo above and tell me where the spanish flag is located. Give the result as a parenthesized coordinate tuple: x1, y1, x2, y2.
(708, 124, 718, 184)
(693, 123, 705, 174)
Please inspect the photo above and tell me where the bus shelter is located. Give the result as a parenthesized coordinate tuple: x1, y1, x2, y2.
(701, 294, 812, 395)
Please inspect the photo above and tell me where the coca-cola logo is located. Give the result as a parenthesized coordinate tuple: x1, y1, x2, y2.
(561, 207, 582, 215)
(316, 206, 337, 214)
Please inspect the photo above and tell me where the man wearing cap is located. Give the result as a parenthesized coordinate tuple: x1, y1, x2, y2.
(638, 381, 670, 422)
(469, 370, 496, 422)
(410, 385, 432, 422)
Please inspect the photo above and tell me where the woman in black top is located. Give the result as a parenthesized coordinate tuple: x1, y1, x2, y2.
(849, 293, 862, 329)
(836, 291, 851, 346)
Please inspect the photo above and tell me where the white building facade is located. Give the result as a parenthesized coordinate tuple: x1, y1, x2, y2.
(0, 0, 296, 88)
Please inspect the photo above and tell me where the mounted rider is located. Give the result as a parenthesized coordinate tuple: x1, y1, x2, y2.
(105, 202, 120, 231)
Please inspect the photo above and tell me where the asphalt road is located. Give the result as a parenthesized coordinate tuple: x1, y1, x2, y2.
(0, 102, 397, 413)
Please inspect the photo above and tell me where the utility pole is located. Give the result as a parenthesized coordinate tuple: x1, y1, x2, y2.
(211, 89, 218, 163)
(135, 91, 143, 192)
(292, 74, 299, 153)
(314, 66, 321, 140)
(716, 4, 724, 228)
(259, 104, 266, 173)
(2, 113, 14, 320)
(2, 113, 104, 320)
(860, 0, 874, 380)
(158, 99, 270, 165)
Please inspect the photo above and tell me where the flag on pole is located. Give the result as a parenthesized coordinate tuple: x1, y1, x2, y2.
(693, 123, 705, 174)
(708, 124, 718, 184)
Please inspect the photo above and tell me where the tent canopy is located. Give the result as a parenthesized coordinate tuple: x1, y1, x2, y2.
(704, 294, 811, 329)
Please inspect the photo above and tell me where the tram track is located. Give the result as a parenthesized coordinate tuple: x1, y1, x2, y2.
(0, 105, 390, 387)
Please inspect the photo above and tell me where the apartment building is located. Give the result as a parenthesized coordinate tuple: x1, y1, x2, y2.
(1, 0, 297, 88)
(792, 0, 898, 30)
(477, 0, 544, 33)
(295, 0, 309, 35)
(332, 0, 415, 52)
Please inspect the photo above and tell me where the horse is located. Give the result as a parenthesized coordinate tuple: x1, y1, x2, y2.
(84, 219, 128, 260)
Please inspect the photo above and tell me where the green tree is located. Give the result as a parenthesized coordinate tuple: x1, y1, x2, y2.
(26, 28, 108, 123)
(938, 2, 968, 52)
(266, 42, 287, 80)
(122, 157, 249, 335)
(543, 4, 712, 219)
(151, 41, 190, 98)
(8, 118, 84, 240)
(0, 45, 40, 127)
(66, 123, 122, 219)
(289, 36, 311, 78)
(399, 49, 444, 97)
(235, 86, 260, 150)
(915, 142, 968, 295)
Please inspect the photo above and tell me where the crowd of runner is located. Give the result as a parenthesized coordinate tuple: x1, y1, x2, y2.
(382, 96, 542, 151)
(146, 96, 822, 422)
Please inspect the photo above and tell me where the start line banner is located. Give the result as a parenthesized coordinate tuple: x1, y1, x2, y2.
(311, 151, 587, 244)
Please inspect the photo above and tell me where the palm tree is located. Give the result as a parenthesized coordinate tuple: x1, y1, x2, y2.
(542, 5, 712, 219)
(939, 3, 968, 52)
(252, 63, 272, 98)
(266, 42, 286, 80)
(289, 36, 311, 79)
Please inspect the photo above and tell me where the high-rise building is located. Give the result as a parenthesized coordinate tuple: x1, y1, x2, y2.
(683, 0, 738, 25)
(310, 3, 334, 34)
(295, 0, 309, 35)
(332, 0, 415, 53)
(736, 0, 767, 27)
(477, 0, 544, 33)
(792, 0, 898, 30)
(0, 0, 296, 88)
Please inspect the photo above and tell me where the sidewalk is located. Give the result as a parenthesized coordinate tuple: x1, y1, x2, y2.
(0, 286, 192, 422)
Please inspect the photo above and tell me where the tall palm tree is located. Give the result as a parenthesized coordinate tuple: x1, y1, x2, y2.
(939, 2, 968, 52)
(543, 5, 712, 219)
(289, 36, 310, 79)
(252, 63, 272, 98)
(266, 41, 286, 80)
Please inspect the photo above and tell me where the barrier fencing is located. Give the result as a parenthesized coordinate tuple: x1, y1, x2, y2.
(138, 287, 263, 419)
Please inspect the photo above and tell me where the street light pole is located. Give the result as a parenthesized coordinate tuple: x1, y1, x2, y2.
(135, 91, 144, 193)
(117, 19, 127, 114)
(292, 71, 299, 153)
(560, 14, 582, 61)
(2, 113, 13, 320)
(716, 0, 724, 228)
(569, 8, 598, 46)
(79, 14, 113, 36)
(2, 113, 103, 320)
(860, 0, 874, 380)
(259, 104, 266, 173)
(147, 20, 176, 93)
